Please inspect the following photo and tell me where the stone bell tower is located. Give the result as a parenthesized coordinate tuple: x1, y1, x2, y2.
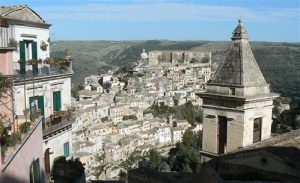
(199, 20, 278, 162)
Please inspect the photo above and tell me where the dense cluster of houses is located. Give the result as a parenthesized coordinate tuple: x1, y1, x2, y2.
(72, 49, 211, 179)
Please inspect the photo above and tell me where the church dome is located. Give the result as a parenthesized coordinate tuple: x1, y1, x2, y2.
(140, 49, 148, 59)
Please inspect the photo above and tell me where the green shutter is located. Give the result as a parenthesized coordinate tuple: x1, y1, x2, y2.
(30, 162, 34, 183)
(33, 159, 40, 183)
(29, 96, 36, 119)
(37, 96, 44, 118)
(57, 91, 61, 110)
(53, 92, 57, 111)
(64, 142, 70, 158)
(32, 42, 38, 76)
(19, 41, 26, 74)
(53, 91, 61, 111)
(31, 42, 38, 59)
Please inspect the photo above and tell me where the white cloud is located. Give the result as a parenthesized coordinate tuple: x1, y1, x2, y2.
(36, 2, 299, 22)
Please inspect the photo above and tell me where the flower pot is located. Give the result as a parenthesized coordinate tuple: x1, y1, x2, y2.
(7, 146, 15, 154)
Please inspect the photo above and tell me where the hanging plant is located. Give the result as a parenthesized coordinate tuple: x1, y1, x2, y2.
(64, 48, 72, 57)
(45, 57, 55, 64)
(27, 59, 38, 65)
(64, 48, 72, 60)
(40, 41, 48, 51)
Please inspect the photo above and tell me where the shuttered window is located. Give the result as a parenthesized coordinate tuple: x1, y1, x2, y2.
(29, 96, 44, 120)
(19, 41, 26, 74)
(53, 91, 61, 111)
(30, 159, 40, 183)
(64, 142, 70, 158)
(32, 41, 38, 76)
(37, 96, 44, 118)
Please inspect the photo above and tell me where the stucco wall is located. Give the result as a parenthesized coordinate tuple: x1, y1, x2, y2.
(43, 128, 73, 169)
(0, 50, 13, 75)
(0, 120, 45, 183)
(202, 99, 274, 155)
(12, 25, 50, 65)
(14, 77, 72, 118)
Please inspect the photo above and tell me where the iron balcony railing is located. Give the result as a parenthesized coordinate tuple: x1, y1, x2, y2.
(42, 110, 74, 137)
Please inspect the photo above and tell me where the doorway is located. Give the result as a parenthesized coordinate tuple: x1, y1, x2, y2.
(218, 116, 227, 154)
(44, 148, 50, 176)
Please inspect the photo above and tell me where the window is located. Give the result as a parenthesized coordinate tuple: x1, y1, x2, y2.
(29, 96, 44, 120)
(64, 142, 70, 158)
(30, 159, 40, 183)
(218, 116, 227, 154)
(53, 91, 61, 111)
(19, 40, 38, 75)
(229, 88, 235, 95)
(253, 118, 262, 143)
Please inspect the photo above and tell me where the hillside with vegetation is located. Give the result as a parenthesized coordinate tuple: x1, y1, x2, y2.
(51, 40, 300, 98)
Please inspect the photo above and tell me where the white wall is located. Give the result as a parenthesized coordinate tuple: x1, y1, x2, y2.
(12, 25, 50, 61)
(14, 77, 72, 119)
(43, 128, 73, 168)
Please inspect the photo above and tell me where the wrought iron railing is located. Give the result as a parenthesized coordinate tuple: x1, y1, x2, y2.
(42, 110, 73, 136)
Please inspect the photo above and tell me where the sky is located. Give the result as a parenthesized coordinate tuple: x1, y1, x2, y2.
(1, 0, 299, 42)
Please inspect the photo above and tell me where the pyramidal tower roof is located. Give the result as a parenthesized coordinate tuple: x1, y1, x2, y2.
(209, 19, 267, 87)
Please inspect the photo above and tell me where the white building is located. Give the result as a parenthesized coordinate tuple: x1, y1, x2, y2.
(0, 5, 74, 175)
(154, 126, 172, 145)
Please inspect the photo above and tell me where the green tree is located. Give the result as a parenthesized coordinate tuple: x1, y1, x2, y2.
(167, 130, 202, 173)
(120, 150, 142, 170)
(0, 73, 11, 98)
(272, 98, 300, 133)
(0, 74, 12, 137)
(147, 149, 162, 170)
(51, 156, 85, 183)
(92, 153, 106, 179)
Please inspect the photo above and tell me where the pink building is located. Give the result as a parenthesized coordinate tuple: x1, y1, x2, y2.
(0, 118, 45, 183)
(0, 48, 14, 127)
(0, 47, 45, 183)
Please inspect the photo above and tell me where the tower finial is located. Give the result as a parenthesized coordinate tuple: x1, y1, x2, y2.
(232, 19, 248, 40)
(238, 18, 242, 24)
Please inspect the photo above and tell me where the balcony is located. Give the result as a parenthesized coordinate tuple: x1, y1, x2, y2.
(42, 110, 74, 138)
(13, 58, 73, 83)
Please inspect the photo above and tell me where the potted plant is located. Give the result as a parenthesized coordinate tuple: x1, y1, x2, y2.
(23, 108, 29, 122)
(40, 41, 48, 51)
(6, 134, 17, 152)
(27, 59, 37, 65)
(15, 133, 21, 145)
(35, 109, 41, 118)
(19, 122, 31, 134)
(64, 48, 72, 60)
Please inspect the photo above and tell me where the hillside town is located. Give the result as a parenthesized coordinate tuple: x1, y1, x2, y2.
(72, 49, 213, 179)
(0, 4, 300, 183)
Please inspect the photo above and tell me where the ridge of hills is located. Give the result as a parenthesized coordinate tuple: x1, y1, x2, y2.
(50, 40, 300, 98)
